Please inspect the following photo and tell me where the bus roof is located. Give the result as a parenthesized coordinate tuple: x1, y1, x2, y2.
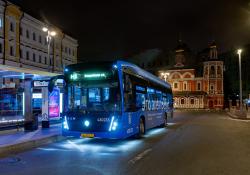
(65, 60, 171, 89)
(116, 60, 171, 89)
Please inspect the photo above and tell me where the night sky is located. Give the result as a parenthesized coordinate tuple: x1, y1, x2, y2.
(11, 0, 250, 61)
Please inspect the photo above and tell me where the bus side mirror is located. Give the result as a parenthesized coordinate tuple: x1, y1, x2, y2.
(48, 75, 67, 93)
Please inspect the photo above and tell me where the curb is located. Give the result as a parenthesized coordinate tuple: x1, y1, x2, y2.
(0, 134, 66, 158)
(226, 112, 250, 120)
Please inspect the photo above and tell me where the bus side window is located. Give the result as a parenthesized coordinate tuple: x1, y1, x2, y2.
(124, 74, 136, 112)
(124, 74, 132, 92)
(136, 92, 145, 110)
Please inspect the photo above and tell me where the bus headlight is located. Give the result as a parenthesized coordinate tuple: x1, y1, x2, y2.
(112, 121, 118, 131)
(109, 116, 118, 131)
(63, 116, 69, 130)
(84, 120, 90, 127)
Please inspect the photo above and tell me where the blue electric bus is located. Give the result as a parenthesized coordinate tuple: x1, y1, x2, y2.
(49, 60, 173, 139)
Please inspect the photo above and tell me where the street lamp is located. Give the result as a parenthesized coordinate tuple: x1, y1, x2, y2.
(161, 72, 170, 82)
(42, 27, 56, 72)
(237, 49, 243, 113)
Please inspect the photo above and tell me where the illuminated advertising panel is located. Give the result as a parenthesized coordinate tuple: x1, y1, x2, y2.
(49, 87, 60, 119)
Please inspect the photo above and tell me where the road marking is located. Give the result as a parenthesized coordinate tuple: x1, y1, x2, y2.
(129, 148, 152, 164)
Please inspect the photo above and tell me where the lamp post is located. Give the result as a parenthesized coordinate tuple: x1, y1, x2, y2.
(41, 27, 56, 128)
(42, 27, 56, 72)
(237, 49, 243, 113)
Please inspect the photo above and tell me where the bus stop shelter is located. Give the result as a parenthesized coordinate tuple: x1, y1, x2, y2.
(0, 64, 60, 130)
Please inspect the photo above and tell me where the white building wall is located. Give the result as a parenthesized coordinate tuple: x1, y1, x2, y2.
(19, 13, 78, 73)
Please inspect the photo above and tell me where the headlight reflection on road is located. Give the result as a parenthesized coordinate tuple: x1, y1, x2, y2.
(38, 128, 169, 155)
(60, 139, 143, 155)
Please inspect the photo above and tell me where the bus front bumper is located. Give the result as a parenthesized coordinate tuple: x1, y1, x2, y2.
(62, 129, 126, 139)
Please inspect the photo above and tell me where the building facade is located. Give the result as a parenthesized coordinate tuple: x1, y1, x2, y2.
(159, 41, 224, 109)
(0, 1, 78, 125)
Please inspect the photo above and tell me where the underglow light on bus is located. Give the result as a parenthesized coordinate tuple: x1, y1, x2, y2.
(60, 93, 63, 113)
(84, 73, 106, 79)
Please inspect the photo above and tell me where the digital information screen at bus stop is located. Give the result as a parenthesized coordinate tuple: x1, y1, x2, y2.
(49, 87, 60, 119)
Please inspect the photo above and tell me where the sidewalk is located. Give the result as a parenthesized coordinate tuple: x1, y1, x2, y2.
(226, 111, 250, 120)
(0, 124, 65, 158)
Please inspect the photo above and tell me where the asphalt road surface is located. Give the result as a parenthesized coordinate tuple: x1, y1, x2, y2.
(1, 111, 250, 175)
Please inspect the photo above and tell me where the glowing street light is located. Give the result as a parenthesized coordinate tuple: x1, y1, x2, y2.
(161, 72, 170, 82)
(42, 27, 48, 32)
(42, 27, 56, 72)
(237, 49, 243, 113)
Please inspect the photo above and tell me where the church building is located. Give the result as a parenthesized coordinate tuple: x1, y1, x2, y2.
(158, 41, 224, 109)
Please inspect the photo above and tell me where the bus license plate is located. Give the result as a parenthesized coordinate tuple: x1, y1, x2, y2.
(81, 133, 94, 138)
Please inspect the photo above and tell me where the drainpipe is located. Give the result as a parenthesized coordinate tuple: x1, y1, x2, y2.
(19, 12, 24, 67)
(3, 1, 7, 65)
(60, 33, 65, 73)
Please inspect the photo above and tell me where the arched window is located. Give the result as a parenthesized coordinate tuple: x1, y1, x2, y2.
(181, 99, 185, 104)
(190, 98, 194, 104)
(210, 66, 215, 77)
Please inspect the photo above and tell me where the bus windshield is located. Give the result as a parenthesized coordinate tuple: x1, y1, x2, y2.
(67, 81, 121, 112)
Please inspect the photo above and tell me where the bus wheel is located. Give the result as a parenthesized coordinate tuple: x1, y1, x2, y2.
(136, 118, 145, 139)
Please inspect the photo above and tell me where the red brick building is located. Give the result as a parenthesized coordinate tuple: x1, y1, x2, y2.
(159, 41, 224, 109)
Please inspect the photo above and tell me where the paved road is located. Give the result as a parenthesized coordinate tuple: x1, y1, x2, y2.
(1, 111, 250, 175)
